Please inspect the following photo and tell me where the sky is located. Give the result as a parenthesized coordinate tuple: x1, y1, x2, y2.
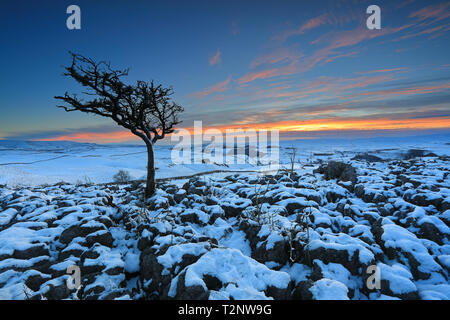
(0, 0, 449, 143)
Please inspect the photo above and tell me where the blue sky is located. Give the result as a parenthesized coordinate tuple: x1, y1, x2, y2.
(0, 0, 449, 142)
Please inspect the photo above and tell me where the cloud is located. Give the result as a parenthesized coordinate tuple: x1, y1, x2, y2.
(238, 63, 296, 84)
(386, 3, 450, 42)
(192, 77, 231, 98)
(249, 48, 302, 69)
(409, 2, 450, 23)
(239, 24, 409, 85)
(356, 67, 407, 74)
(209, 49, 222, 66)
(276, 9, 362, 42)
(320, 50, 358, 65)
(312, 25, 410, 50)
(394, 23, 450, 41)
(231, 21, 240, 35)
(353, 82, 450, 99)
(277, 14, 329, 41)
(1, 124, 128, 141)
(182, 116, 450, 133)
(33, 131, 136, 143)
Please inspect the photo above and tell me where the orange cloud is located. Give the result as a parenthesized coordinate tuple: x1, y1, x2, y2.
(33, 116, 450, 144)
(180, 116, 450, 134)
(265, 117, 450, 131)
(34, 131, 136, 143)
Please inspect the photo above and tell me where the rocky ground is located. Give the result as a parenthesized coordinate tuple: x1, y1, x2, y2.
(0, 155, 449, 300)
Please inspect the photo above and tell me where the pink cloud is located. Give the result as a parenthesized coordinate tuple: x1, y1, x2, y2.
(357, 67, 407, 74)
(276, 9, 361, 42)
(238, 62, 297, 84)
(192, 77, 231, 98)
(395, 23, 450, 41)
(353, 82, 450, 99)
(209, 49, 221, 66)
(249, 48, 302, 69)
(313, 25, 410, 51)
(280, 14, 329, 40)
(239, 24, 409, 85)
(409, 3, 450, 22)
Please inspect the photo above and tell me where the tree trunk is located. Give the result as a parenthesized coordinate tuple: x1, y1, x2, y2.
(145, 140, 156, 197)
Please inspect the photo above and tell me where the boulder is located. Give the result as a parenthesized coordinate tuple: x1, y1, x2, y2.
(351, 153, 383, 163)
(86, 230, 114, 247)
(180, 209, 210, 226)
(13, 244, 49, 260)
(314, 161, 357, 185)
(59, 222, 106, 245)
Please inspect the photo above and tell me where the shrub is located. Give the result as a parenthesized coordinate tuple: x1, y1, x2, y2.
(113, 170, 131, 183)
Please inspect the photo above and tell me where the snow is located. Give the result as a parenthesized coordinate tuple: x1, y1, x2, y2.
(382, 224, 443, 274)
(265, 233, 285, 250)
(310, 279, 349, 300)
(169, 248, 290, 299)
(309, 233, 375, 265)
(157, 242, 211, 274)
(416, 283, 450, 300)
(377, 263, 417, 294)
(0, 208, 17, 226)
(0, 134, 449, 300)
(0, 283, 29, 300)
(280, 263, 311, 284)
(180, 209, 210, 225)
(216, 228, 252, 257)
(124, 251, 140, 274)
(0, 133, 448, 187)
(313, 260, 359, 291)
(0, 226, 52, 256)
(83, 245, 124, 270)
(437, 255, 450, 269)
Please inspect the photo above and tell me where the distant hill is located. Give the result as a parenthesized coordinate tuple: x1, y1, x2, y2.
(0, 140, 144, 152)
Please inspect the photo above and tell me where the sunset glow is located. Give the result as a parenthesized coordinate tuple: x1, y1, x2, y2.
(32, 116, 450, 143)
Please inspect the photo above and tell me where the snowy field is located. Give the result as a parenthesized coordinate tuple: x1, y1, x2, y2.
(0, 133, 449, 187)
(0, 133, 449, 300)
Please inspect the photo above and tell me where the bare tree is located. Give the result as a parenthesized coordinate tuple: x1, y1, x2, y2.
(287, 147, 297, 174)
(55, 53, 183, 197)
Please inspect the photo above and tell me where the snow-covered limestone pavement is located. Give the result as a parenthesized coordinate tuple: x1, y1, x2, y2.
(0, 155, 449, 299)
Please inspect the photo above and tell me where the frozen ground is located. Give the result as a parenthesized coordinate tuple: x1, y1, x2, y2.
(0, 133, 449, 187)
(0, 133, 449, 300)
